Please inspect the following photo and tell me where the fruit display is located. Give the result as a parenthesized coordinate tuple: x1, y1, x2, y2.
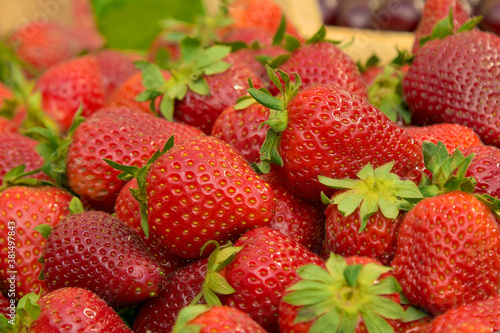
(0, 0, 499, 332)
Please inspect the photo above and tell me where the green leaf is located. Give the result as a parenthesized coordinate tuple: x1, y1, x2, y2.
(403, 305, 429, 322)
(422, 141, 449, 176)
(172, 304, 209, 333)
(309, 307, 341, 333)
(419, 8, 454, 47)
(159, 95, 175, 121)
(34, 224, 52, 240)
(457, 16, 483, 32)
(272, 14, 287, 45)
(202, 61, 231, 76)
(181, 37, 203, 64)
(259, 129, 283, 167)
(366, 276, 402, 295)
(248, 89, 285, 111)
(297, 264, 337, 285)
(307, 26, 327, 44)
(344, 265, 362, 287)
(338, 312, 358, 333)
(187, 78, 210, 96)
(283, 289, 333, 306)
(357, 263, 393, 288)
(69, 197, 85, 215)
(197, 45, 231, 68)
(233, 95, 257, 110)
(360, 309, 396, 333)
(91, 0, 204, 51)
(365, 296, 406, 320)
(207, 272, 235, 295)
(136, 61, 166, 90)
(284, 35, 302, 52)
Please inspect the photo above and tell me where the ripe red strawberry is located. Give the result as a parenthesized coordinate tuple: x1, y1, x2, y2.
(319, 162, 423, 265)
(142, 135, 275, 259)
(115, 178, 188, 275)
(66, 106, 202, 212)
(220, 227, 323, 332)
(254, 71, 423, 201)
(260, 171, 325, 252)
(272, 39, 368, 99)
(391, 191, 500, 315)
(7, 21, 90, 73)
(462, 145, 500, 199)
(226, 0, 303, 40)
(42, 210, 165, 308)
(0, 132, 48, 185)
(29, 287, 133, 332)
(35, 55, 105, 131)
(279, 254, 406, 333)
(211, 102, 269, 164)
(0, 186, 72, 299)
(95, 49, 140, 96)
(412, 0, 471, 54)
(403, 28, 500, 147)
(133, 258, 208, 333)
(0, 292, 11, 318)
(173, 304, 268, 333)
(404, 123, 482, 154)
(425, 293, 500, 332)
(106, 70, 169, 114)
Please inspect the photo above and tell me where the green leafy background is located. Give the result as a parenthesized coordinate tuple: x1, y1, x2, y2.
(90, 0, 205, 51)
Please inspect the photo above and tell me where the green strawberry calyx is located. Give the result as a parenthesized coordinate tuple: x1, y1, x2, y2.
(190, 240, 242, 306)
(172, 304, 211, 333)
(319, 161, 423, 232)
(0, 292, 41, 333)
(419, 8, 482, 47)
(135, 36, 232, 121)
(249, 65, 301, 172)
(282, 253, 405, 333)
(104, 135, 175, 238)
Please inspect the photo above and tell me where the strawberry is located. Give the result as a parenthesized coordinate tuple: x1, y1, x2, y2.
(0, 292, 11, 318)
(95, 49, 140, 97)
(137, 37, 264, 134)
(133, 258, 209, 333)
(219, 227, 323, 332)
(391, 191, 500, 315)
(279, 254, 406, 333)
(42, 210, 165, 308)
(172, 304, 268, 333)
(0, 132, 47, 186)
(260, 171, 325, 252)
(462, 145, 500, 199)
(29, 287, 133, 332)
(403, 15, 500, 147)
(319, 162, 423, 265)
(404, 123, 482, 154)
(65, 106, 202, 212)
(270, 28, 368, 99)
(35, 55, 105, 131)
(115, 178, 188, 274)
(425, 293, 500, 332)
(412, 0, 471, 54)
(7, 21, 90, 74)
(226, 0, 303, 40)
(0, 186, 72, 299)
(211, 102, 269, 164)
(136, 135, 275, 259)
(106, 70, 170, 114)
(253, 69, 423, 201)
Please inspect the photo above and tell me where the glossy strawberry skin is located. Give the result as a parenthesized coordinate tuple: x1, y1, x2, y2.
(273, 42, 368, 99)
(322, 202, 403, 265)
(220, 227, 324, 332)
(412, 0, 471, 54)
(115, 178, 188, 275)
(174, 53, 264, 135)
(391, 191, 500, 315)
(35, 55, 105, 131)
(133, 258, 208, 333)
(146, 136, 275, 259)
(277, 84, 423, 200)
(42, 211, 165, 308)
(261, 172, 325, 253)
(8, 21, 89, 73)
(211, 103, 269, 164)
(30, 287, 133, 333)
(188, 306, 268, 333)
(462, 145, 500, 199)
(403, 30, 500, 147)
(66, 106, 203, 212)
(404, 123, 482, 154)
(0, 132, 49, 186)
(0, 186, 72, 299)
(95, 49, 140, 96)
(425, 293, 500, 332)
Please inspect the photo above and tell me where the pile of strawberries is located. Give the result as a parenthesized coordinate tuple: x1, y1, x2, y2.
(0, 0, 499, 332)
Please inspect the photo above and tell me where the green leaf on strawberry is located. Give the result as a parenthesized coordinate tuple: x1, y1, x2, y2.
(283, 253, 405, 333)
(319, 161, 423, 232)
(136, 37, 231, 121)
(172, 304, 210, 333)
(104, 135, 175, 238)
(0, 292, 41, 333)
